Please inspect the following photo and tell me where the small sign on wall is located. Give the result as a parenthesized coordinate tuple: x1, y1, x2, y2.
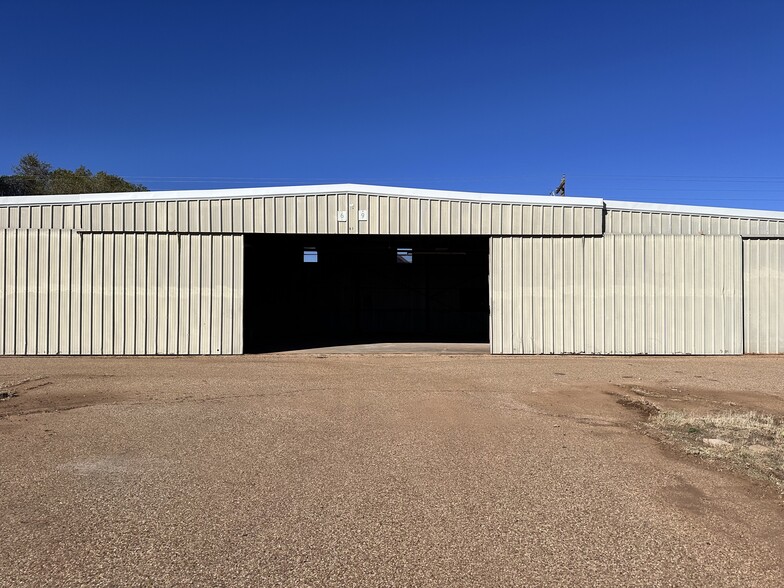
(358, 210, 368, 221)
(337, 211, 347, 222)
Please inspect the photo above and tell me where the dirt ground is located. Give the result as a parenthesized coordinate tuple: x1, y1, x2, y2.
(1, 354, 783, 587)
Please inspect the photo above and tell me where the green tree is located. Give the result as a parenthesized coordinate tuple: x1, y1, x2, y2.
(0, 154, 147, 196)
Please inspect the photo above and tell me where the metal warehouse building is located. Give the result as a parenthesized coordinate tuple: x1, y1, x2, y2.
(0, 184, 782, 355)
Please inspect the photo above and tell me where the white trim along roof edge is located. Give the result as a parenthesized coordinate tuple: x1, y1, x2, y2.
(0, 182, 782, 221)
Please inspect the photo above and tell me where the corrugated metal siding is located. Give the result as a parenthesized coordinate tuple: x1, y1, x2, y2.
(5, 195, 783, 238)
(0, 193, 602, 236)
(0, 203, 81, 230)
(0, 230, 243, 355)
(743, 239, 784, 353)
(490, 235, 742, 355)
(605, 209, 784, 236)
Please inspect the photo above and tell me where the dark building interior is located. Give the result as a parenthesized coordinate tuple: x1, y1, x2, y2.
(244, 235, 489, 352)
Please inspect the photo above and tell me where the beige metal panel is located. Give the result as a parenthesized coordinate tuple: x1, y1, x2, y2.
(31, 206, 43, 229)
(0, 193, 603, 235)
(165, 236, 179, 353)
(347, 193, 358, 234)
(238, 199, 250, 233)
(19, 207, 31, 230)
(115, 202, 126, 232)
(166, 201, 177, 232)
(744, 239, 784, 353)
(312, 194, 324, 233)
(155, 235, 169, 354)
(3, 207, 14, 229)
(176, 235, 189, 352)
(114, 234, 132, 354)
(187, 235, 201, 354)
(100, 233, 113, 354)
(3, 206, 22, 229)
(220, 236, 235, 352)
(87, 203, 100, 232)
(490, 235, 742, 355)
(271, 197, 284, 233)
(80, 230, 93, 353)
(40, 204, 52, 229)
(357, 192, 369, 235)
(338, 194, 349, 234)
(231, 235, 245, 354)
(55, 228, 69, 352)
(113, 233, 126, 353)
(132, 234, 145, 353)
(209, 236, 222, 352)
(24, 230, 39, 354)
(0, 230, 243, 355)
(196, 235, 210, 352)
(203, 201, 216, 232)
(0, 230, 69, 354)
(605, 209, 784, 236)
(367, 194, 378, 233)
(262, 198, 273, 233)
(307, 194, 317, 232)
(438, 199, 450, 234)
(179, 200, 190, 231)
(38, 230, 52, 354)
(100, 203, 112, 231)
(0, 204, 84, 230)
(67, 229, 80, 352)
(13, 230, 28, 353)
(89, 233, 103, 352)
(160, 236, 175, 353)
(186, 200, 198, 232)
(145, 202, 157, 232)
(1, 231, 11, 352)
(283, 197, 295, 233)
(397, 196, 409, 233)
(37, 231, 52, 353)
(218, 199, 230, 233)
(0, 231, 10, 353)
(231, 236, 243, 353)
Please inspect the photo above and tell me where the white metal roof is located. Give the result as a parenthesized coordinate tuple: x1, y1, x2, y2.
(1, 182, 783, 221)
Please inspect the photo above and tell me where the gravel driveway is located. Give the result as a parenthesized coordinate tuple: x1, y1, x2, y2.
(1, 355, 783, 586)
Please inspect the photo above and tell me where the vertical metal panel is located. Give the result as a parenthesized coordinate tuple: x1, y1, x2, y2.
(605, 209, 784, 236)
(19, 207, 31, 230)
(744, 239, 784, 353)
(0, 230, 243, 355)
(490, 235, 742, 355)
(56, 228, 69, 352)
(187, 235, 201, 354)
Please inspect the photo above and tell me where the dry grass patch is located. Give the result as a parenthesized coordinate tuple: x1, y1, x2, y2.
(648, 409, 784, 492)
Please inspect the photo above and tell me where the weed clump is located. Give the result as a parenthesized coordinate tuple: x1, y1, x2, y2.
(649, 410, 784, 491)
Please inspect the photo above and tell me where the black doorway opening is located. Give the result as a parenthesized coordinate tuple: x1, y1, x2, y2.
(243, 235, 489, 352)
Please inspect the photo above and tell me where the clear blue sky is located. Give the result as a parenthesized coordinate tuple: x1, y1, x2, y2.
(2, 0, 783, 210)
